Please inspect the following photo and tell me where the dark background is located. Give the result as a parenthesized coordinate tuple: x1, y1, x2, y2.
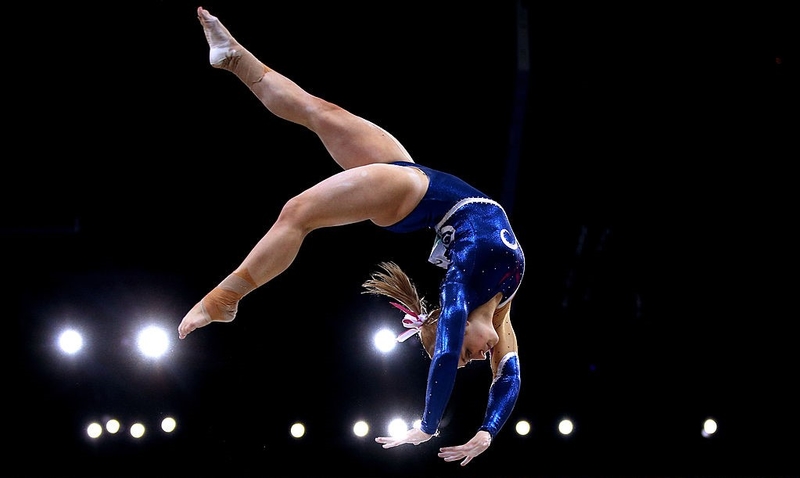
(5, 1, 796, 477)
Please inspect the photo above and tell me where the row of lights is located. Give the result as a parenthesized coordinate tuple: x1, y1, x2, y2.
(58, 325, 171, 358)
(85, 415, 719, 442)
(86, 416, 178, 439)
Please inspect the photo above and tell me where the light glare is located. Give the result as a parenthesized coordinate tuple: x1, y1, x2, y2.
(87, 422, 102, 439)
(162, 417, 177, 433)
(290, 422, 305, 438)
(130, 423, 145, 438)
(58, 329, 83, 354)
(558, 418, 574, 435)
(106, 419, 121, 434)
(374, 329, 397, 352)
(137, 326, 169, 358)
(388, 418, 408, 437)
(515, 419, 531, 435)
(353, 420, 369, 437)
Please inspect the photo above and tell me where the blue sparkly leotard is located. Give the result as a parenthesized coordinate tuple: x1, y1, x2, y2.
(384, 161, 525, 438)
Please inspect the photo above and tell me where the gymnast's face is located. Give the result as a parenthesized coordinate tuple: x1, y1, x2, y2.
(459, 320, 499, 368)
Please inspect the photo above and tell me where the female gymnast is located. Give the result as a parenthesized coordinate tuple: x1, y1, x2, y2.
(178, 6, 525, 466)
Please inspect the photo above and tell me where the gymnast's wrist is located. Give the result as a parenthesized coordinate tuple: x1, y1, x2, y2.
(418, 421, 439, 437)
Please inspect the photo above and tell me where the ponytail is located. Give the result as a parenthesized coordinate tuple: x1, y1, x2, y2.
(362, 261, 440, 357)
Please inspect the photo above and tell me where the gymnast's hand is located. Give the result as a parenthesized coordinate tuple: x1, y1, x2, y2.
(437, 430, 492, 466)
(375, 426, 433, 449)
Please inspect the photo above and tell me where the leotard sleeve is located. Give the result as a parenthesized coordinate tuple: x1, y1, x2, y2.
(419, 280, 467, 435)
(479, 351, 520, 438)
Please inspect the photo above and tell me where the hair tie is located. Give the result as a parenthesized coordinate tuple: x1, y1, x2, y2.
(389, 302, 428, 342)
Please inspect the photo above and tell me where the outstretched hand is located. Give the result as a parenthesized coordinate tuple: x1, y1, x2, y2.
(437, 430, 492, 466)
(375, 426, 433, 449)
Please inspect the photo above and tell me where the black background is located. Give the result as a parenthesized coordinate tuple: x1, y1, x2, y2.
(5, 1, 796, 477)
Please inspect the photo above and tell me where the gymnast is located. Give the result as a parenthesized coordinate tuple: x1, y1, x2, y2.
(178, 7, 525, 466)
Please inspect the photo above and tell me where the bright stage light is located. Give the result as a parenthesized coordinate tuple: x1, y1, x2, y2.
(290, 422, 306, 438)
(374, 328, 397, 352)
(352, 420, 369, 437)
(161, 417, 177, 433)
(137, 325, 170, 358)
(515, 419, 531, 436)
(106, 419, 121, 434)
(58, 329, 84, 355)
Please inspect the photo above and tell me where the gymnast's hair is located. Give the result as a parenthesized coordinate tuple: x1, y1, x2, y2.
(361, 261, 441, 358)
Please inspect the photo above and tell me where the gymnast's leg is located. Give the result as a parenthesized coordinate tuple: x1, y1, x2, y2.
(178, 9, 429, 339)
(177, 160, 427, 339)
(196, 7, 413, 171)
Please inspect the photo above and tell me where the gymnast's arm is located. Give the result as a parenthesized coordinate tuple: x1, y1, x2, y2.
(374, 281, 467, 448)
(480, 314, 520, 437)
(420, 281, 469, 435)
(438, 308, 520, 466)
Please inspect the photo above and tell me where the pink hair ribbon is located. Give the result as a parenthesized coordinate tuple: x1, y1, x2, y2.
(390, 301, 428, 342)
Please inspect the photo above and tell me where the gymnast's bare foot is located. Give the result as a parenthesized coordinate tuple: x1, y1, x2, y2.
(197, 6, 269, 84)
(178, 301, 211, 339)
(178, 289, 239, 339)
(197, 6, 241, 68)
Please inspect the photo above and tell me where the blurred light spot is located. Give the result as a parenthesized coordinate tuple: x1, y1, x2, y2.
(129, 423, 145, 438)
(87, 422, 102, 439)
(137, 326, 169, 358)
(290, 422, 305, 438)
(58, 329, 83, 355)
(388, 418, 408, 437)
(558, 418, 574, 436)
(515, 419, 531, 436)
(353, 420, 369, 437)
(106, 419, 121, 434)
(374, 329, 397, 352)
(161, 417, 177, 433)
